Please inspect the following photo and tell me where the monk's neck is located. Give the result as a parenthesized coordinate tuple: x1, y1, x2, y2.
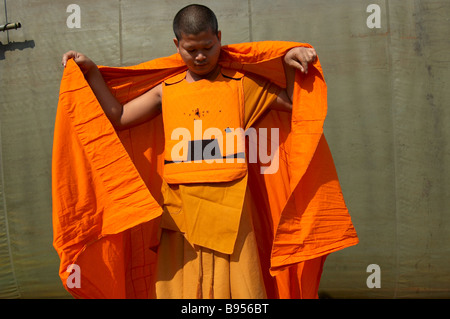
(185, 65, 220, 83)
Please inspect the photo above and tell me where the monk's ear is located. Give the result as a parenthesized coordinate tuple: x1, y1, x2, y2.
(217, 30, 222, 43)
(173, 38, 180, 53)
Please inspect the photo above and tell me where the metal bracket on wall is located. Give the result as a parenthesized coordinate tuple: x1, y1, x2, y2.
(0, 22, 21, 32)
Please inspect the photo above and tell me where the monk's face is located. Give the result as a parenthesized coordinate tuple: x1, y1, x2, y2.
(174, 29, 222, 78)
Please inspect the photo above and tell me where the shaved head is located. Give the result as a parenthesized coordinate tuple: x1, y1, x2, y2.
(173, 4, 219, 40)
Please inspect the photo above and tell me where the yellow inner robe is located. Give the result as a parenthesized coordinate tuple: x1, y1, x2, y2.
(156, 72, 280, 298)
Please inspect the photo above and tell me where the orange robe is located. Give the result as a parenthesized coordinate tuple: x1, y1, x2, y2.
(52, 41, 359, 299)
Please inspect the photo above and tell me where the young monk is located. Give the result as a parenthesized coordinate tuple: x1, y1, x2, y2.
(61, 4, 318, 298)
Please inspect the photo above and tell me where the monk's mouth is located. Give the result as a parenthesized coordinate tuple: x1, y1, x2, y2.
(195, 63, 208, 67)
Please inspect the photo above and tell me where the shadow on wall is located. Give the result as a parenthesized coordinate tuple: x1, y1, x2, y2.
(0, 40, 35, 60)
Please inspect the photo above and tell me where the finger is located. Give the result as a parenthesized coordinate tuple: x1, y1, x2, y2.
(310, 49, 317, 63)
(62, 51, 74, 67)
(62, 55, 71, 67)
(62, 53, 68, 67)
(62, 56, 68, 67)
(301, 60, 308, 74)
(290, 59, 305, 73)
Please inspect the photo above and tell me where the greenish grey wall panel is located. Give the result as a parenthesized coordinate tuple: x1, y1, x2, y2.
(0, 132, 21, 299)
(0, 0, 449, 298)
(387, 0, 450, 298)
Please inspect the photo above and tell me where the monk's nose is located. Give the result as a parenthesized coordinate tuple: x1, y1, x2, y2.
(196, 52, 206, 62)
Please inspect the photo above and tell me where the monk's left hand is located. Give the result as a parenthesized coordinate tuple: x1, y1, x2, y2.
(284, 47, 317, 74)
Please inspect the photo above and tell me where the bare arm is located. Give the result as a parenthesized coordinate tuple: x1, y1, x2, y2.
(269, 89, 293, 112)
(270, 47, 317, 112)
(62, 51, 162, 130)
(283, 46, 317, 102)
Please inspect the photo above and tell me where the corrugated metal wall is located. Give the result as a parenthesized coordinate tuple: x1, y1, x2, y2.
(0, 0, 449, 298)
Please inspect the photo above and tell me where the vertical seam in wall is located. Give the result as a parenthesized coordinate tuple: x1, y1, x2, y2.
(3, 0, 9, 43)
(385, 0, 399, 299)
(119, 0, 123, 66)
(247, 0, 253, 42)
(0, 121, 21, 298)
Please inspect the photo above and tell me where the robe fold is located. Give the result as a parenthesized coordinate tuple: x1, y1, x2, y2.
(52, 41, 358, 299)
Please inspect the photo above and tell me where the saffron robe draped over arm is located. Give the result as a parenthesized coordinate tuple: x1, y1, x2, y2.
(52, 41, 358, 299)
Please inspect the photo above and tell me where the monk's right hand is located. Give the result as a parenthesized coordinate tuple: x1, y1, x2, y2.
(62, 50, 97, 74)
